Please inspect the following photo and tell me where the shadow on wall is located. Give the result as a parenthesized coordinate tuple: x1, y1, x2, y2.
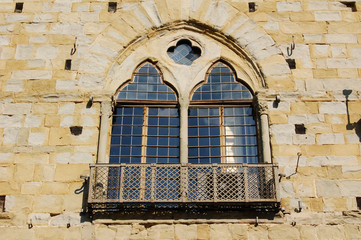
(74, 177, 92, 223)
(343, 89, 361, 142)
(354, 119, 361, 142)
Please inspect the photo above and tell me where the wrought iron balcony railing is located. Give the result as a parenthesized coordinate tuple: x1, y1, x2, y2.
(88, 163, 280, 211)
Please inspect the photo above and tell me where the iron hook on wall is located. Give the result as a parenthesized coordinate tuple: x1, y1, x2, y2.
(70, 37, 77, 55)
(287, 36, 295, 57)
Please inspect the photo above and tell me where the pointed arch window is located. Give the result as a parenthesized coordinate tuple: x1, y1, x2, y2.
(189, 62, 259, 164)
(109, 62, 179, 164)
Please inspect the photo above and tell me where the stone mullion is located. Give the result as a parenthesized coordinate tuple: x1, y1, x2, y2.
(97, 101, 112, 164)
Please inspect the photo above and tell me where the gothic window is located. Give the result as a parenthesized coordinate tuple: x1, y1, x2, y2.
(109, 62, 179, 164)
(189, 62, 259, 164)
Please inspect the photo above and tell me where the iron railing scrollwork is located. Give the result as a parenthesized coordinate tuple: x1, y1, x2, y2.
(88, 163, 279, 208)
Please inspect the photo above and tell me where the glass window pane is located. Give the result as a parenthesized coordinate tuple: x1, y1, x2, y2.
(191, 63, 253, 101)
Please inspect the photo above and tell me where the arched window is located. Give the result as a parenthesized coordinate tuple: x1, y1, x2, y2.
(109, 62, 179, 164)
(189, 62, 258, 164)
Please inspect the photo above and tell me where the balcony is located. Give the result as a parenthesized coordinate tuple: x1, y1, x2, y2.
(88, 163, 280, 212)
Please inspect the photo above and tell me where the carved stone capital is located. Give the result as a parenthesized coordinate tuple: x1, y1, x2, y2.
(101, 101, 113, 116)
(256, 101, 269, 115)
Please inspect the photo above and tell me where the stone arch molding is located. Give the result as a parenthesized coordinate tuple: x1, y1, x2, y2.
(76, 0, 291, 96)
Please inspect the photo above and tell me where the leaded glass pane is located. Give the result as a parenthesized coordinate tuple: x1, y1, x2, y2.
(223, 106, 258, 164)
(188, 108, 221, 164)
(167, 40, 201, 66)
(117, 63, 176, 101)
(147, 107, 180, 164)
(192, 63, 252, 101)
(110, 107, 179, 164)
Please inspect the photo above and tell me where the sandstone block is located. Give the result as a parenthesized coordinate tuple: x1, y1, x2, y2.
(270, 124, 294, 144)
(299, 226, 318, 239)
(344, 225, 361, 240)
(315, 179, 341, 197)
(58, 103, 75, 115)
(317, 225, 346, 240)
(49, 212, 81, 227)
(34, 195, 63, 213)
(5, 195, 33, 212)
(174, 224, 197, 240)
(277, 2, 302, 12)
(319, 102, 347, 114)
(28, 213, 51, 225)
(62, 195, 82, 212)
(323, 197, 347, 211)
(95, 225, 116, 240)
(24, 115, 42, 128)
(331, 145, 359, 156)
(21, 182, 42, 195)
(60, 116, 74, 127)
(308, 1, 329, 10)
(78, 74, 105, 89)
(35, 46, 59, 59)
(35, 227, 66, 240)
(56, 80, 78, 91)
(15, 164, 35, 182)
(3, 128, 20, 145)
(148, 224, 174, 240)
(317, 133, 345, 145)
(325, 33, 357, 43)
(315, 11, 342, 21)
(0, 227, 35, 240)
(197, 224, 210, 240)
(209, 224, 231, 240)
(248, 226, 268, 240)
(268, 225, 300, 240)
(310, 45, 329, 58)
(297, 179, 316, 198)
(0, 153, 13, 164)
(114, 225, 132, 240)
(339, 180, 361, 197)
(11, 70, 52, 80)
(14, 45, 33, 60)
(280, 181, 296, 198)
(41, 182, 69, 195)
(54, 164, 89, 182)
(0, 115, 23, 128)
(0, 166, 13, 181)
(28, 132, 46, 146)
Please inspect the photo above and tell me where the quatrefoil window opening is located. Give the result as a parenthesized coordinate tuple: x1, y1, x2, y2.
(167, 39, 201, 66)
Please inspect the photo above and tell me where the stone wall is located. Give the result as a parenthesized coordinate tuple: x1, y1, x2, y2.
(0, 0, 361, 239)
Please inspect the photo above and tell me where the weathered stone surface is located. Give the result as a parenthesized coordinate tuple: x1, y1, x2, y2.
(248, 226, 269, 240)
(315, 180, 341, 197)
(49, 213, 81, 227)
(174, 224, 197, 240)
(209, 224, 232, 240)
(148, 224, 174, 240)
(269, 225, 301, 240)
(28, 213, 51, 225)
(317, 225, 346, 240)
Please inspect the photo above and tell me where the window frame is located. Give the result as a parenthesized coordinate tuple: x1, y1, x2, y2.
(110, 61, 180, 164)
(188, 61, 261, 164)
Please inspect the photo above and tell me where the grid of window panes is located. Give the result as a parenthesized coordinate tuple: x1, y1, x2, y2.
(192, 63, 252, 101)
(117, 63, 176, 101)
(188, 108, 221, 164)
(167, 42, 201, 66)
(110, 107, 143, 164)
(223, 107, 258, 163)
(147, 108, 180, 163)
(188, 106, 258, 164)
(109, 107, 180, 164)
